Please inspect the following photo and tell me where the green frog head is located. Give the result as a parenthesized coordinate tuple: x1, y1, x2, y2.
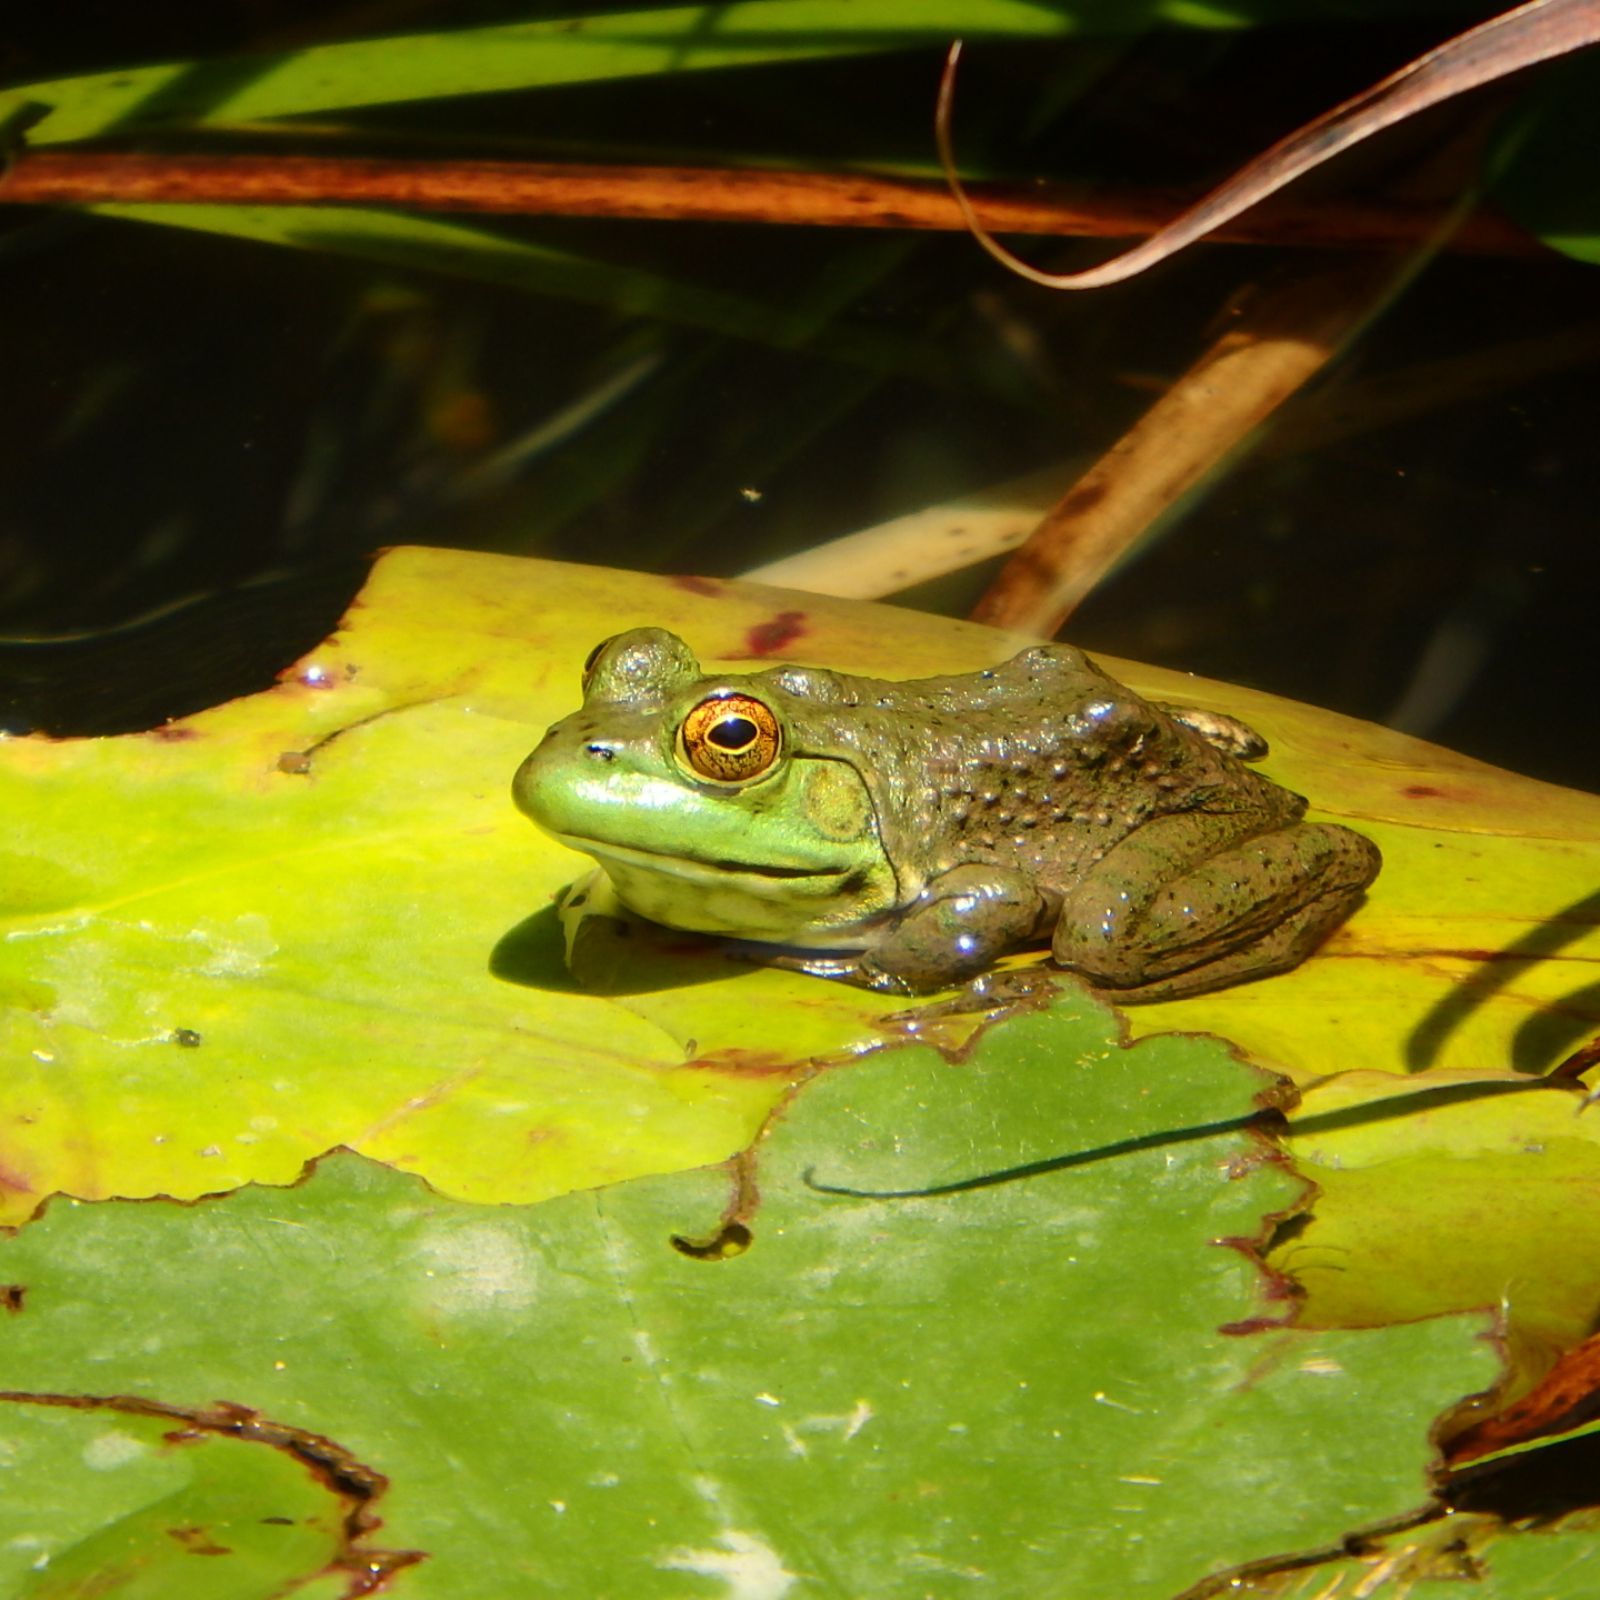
(513, 628, 900, 946)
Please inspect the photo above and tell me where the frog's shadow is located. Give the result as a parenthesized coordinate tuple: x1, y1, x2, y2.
(490, 908, 581, 993)
(490, 906, 734, 997)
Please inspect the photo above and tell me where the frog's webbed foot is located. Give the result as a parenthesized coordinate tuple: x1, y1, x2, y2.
(1156, 704, 1268, 761)
(1053, 815, 1379, 1002)
(734, 944, 917, 994)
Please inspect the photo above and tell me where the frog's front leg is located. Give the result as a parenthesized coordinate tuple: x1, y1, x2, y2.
(1052, 811, 1379, 1002)
(861, 864, 1050, 991)
(778, 864, 1047, 993)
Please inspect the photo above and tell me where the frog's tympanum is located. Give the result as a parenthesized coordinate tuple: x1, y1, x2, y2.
(514, 629, 1380, 1000)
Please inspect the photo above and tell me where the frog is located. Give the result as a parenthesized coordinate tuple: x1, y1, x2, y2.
(513, 628, 1380, 1000)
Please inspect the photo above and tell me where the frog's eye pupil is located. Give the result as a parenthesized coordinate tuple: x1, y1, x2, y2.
(679, 693, 780, 782)
(708, 716, 757, 751)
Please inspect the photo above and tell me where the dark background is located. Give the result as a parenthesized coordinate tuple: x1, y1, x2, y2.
(2, 0, 1594, 792)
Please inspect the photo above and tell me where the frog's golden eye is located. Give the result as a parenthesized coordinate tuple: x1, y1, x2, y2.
(679, 694, 781, 783)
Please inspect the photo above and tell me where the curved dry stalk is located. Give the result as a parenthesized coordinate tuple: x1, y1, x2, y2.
(968, 256, 1413, 637)
(937, 0, 1600, 290)
(737, 311, 1600, 607)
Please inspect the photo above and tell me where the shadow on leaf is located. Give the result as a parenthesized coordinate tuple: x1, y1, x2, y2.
(488, 906, 582, 994)
(491, 904, 736, 996)
(1406, 887, 1600, 1073)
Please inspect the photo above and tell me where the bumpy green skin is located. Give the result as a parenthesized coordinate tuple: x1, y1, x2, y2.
(514, 629, 1380, 999)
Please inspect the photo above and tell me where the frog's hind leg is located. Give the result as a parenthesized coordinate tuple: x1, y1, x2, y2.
(1053, 815, 1379, 1003)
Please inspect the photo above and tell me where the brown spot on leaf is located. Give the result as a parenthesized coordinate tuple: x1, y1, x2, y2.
(150, 724, 198, 742)
(168, 1525, 232, 1555)
(671, 573, 722, 597)
(0, 1286, 23, 1313)
(1216, 1314, 1295, 1337)
(745, 610, 807, 656)
(688, 1049, 800, 1078)
(0, 1163, 34, 1197)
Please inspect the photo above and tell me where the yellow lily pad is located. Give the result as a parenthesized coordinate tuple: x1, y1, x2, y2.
(1271, 1068, 1600, 1402)
(2, 546, 1596, 1228)
(1124, 690, 1600, 1083)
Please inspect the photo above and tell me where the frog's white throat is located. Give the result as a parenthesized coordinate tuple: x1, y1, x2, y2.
(552, 832, 897, 947)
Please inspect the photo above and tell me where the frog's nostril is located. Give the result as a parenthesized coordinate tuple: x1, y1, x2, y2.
(585, 742, 616, 762)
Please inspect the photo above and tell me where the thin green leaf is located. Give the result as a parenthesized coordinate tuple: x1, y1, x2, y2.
(1490, 57, 1600, 265)
(1, 0, 1502, 151)
(0, 2, 1238, 149)
(89, 203, 947, 374)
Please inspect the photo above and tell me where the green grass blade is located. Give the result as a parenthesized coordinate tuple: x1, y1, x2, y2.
(1, 1, 1241, 148)
(91, 202, 948, 375)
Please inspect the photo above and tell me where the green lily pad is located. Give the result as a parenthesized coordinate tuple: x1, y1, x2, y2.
(1464, 1514, 1600, 1597)
(0, 996, 1496, 1598)
(0, 1398, 391, 1599)
(4, 546, 1598, 1226)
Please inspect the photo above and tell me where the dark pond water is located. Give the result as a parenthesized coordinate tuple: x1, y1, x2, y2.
(2, 1, 1595, 794)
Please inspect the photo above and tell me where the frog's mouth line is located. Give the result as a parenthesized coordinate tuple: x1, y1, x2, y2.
(551, 833, 853, 884)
